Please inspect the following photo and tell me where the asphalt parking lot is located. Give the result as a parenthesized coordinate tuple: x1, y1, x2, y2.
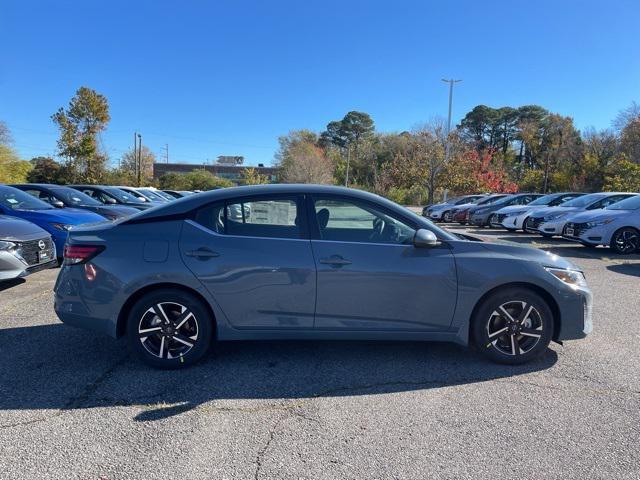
(1, 227, 639, 480)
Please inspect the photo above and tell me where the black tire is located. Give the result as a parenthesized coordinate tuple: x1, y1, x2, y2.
(610, 227, 640, 255)
(521, 217, 530, 233)
(126, 289, 214, 369)
(472, 287, 554, 365)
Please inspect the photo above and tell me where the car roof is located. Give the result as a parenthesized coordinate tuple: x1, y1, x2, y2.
(123, 184, 414, 223)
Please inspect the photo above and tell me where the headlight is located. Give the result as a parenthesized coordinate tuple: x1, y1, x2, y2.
(506, 210, 527, 217)
(586, 218, 614, 228)
(0, 240, 16, 251)
(545, 267, 587, 289)
(49, 223, 72, 231)
(544, 212, 568, 221)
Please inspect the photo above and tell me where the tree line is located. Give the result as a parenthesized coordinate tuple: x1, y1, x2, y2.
(2, 86, 639, 203)
(276, 103, 640, 204)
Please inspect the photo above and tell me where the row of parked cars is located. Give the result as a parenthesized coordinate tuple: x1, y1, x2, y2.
(423, 191, 640, 254)
(0, 183, 195, 281)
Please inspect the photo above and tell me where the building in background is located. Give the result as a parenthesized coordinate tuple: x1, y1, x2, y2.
(153, 162, 279, 183)
(216, 156, 244, 166)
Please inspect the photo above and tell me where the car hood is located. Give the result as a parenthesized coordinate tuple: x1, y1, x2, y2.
(529, 206, 581, 218)
(9, 208, 107, 225)
(429, 202, 456, 212)
(478, 239, 579, 271)
(566, 209, 631, 223)
(0, 215, 49, 240)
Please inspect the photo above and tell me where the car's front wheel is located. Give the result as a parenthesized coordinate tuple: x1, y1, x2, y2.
(126, 289, 214, 368)
(472, 288, 554, 364)
(610, 227, 639, 254)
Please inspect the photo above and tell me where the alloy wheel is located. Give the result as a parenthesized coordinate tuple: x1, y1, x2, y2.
(485, 301, 543, 356)
(138, 302, 199, 359)
(613, 228, 639, 254)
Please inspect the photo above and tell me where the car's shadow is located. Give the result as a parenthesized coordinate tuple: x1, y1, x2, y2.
(607, 263, 640, 277)
(0, 278, 25, 292)
(0, 323, 557, 423)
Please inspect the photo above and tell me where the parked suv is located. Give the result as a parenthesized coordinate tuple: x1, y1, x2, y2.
(562, 195, 640, 253)
(54, 185, 592, 369)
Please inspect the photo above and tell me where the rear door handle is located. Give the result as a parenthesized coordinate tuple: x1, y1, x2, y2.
(185, 248, 220, 259)
(319, 255, 352, 267)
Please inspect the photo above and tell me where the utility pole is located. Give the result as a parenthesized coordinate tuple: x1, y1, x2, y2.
(344, 146, 351, 187)
(163, 144, 169, 163)
(441, 78, 462, 163)
(137, 133, 142, 187)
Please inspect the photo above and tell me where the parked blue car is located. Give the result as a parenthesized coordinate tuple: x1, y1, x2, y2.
(0, 185, 106, 260)
(54, 184, 592, 369)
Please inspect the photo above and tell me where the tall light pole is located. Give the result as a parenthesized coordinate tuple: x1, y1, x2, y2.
(137, 133, 142, 187)
(441, 78, 462, 162)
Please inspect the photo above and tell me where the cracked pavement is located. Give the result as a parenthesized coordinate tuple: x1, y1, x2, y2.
(1, 228, 639, 479)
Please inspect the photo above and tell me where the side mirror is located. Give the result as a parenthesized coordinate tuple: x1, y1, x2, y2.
(105, 197, 117, 205)
(413, 229, 439, 248)
(137, 196, 148, 202)
(52, 200, 65, 208)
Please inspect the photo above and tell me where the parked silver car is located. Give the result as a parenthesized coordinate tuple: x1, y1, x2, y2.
(54, 185, 592, 368)
(0, 215, 56, 281)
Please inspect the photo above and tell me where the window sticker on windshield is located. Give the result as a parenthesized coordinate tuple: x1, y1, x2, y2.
(72, 197, 82, 202)
(7, 198, 18, 204)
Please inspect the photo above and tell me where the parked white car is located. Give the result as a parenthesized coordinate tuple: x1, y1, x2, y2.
(562, 195, 640, 254)
(494, 192, 583, 231)
(524, 192, 636, 237)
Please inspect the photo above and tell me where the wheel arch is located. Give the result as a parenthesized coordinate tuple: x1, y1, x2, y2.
(468, 282, 561, 344)
(116, 282, 217, 339)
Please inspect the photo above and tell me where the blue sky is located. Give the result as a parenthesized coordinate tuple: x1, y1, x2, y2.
(1, 0, 639, 166)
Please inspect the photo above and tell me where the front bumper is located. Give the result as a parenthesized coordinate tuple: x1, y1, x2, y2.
(562, 222, 609, 246)
(469, 213, 491, 226)
(555, 284, 593, 340)
(0, 248, 57, 281)
(525, 217, 567, 236)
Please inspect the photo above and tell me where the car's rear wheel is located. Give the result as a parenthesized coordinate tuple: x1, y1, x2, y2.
(126, 289, 213, 368)
(472, 288, 554, 364)
(610, 227, 639, 255)
(443, 210, 452, 222)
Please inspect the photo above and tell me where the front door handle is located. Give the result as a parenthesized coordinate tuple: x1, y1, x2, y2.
(319, 255, 352, 267)
(185, 248, 220, 259)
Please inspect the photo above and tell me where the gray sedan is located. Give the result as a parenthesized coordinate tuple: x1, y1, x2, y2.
(0, 215, 57, 281)
(54, 185, 592, 368)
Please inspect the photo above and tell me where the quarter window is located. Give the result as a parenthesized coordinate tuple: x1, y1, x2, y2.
(194, 196, 303, 239)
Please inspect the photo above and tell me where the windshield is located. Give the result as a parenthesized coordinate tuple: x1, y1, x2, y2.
(52, 187, 101, 206)
(477, 195, 505, 206)
(105, 187, 145, 203)
(0, 186, 53, 211)
(528, 194, 560, 206)
(561, 193, 604, 208)
(607, 195, 640, 210)
(150, 190, 175, 201)
(139, 189, 170, 201)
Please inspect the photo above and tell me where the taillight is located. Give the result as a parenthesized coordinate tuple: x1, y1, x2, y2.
(63, 244, 104, 265)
